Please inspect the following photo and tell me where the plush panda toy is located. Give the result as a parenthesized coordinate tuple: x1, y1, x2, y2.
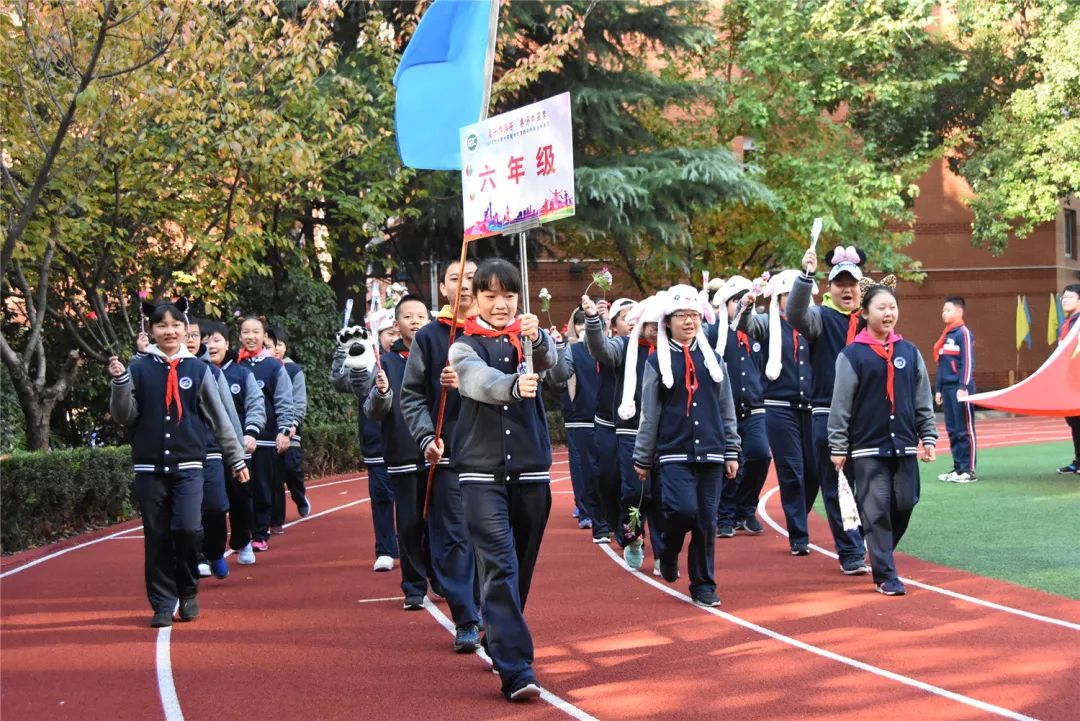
(336, 325, 378, 374)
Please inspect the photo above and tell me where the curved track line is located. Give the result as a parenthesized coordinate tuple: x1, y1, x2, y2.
(155, 628, 184, 721)
(756, 486, 1080, 632)
(597, 544, 1040, 721)
(1, 525, 142, 579)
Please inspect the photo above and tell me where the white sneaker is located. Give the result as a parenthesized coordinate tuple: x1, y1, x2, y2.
(237, 543, 256, 565)
(197, 562, 212, 578)
(938, 472, 954, 481)
(653, 561, 662, 577)
(373, 555, 394, 572)
(950, 472, 978, 484)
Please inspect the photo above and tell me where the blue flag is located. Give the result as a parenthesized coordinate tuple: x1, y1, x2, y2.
(394, 0, 498, 170)
(1023, 295, 1033, 349)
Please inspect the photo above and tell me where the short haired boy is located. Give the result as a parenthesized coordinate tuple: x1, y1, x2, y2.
(933, 296, 977, 483)
(1058, 285, 1080, 474)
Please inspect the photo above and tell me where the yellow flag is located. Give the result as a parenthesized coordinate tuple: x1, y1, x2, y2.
(1048, 292, 1058, 346)
(1016, 295, 1031, 351)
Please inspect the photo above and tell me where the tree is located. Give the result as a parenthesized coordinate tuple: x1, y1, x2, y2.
(1, 1, 401, 450)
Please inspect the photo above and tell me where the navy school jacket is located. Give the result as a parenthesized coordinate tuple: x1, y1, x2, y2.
(828, 337, 938, 459)
(240, 351, 294, 446)
(110, 346, 245, 474)
(548, 340, 599, 428)
(788, 272, 860, 412)
(401, 317, 464, 468)
(365, 343, 426, 476)
(633, 338, 741, 469)
(282, 358, 307, 447)
(583, 318, 652, 434)
(202, 359, 244, 461)
(219, 357, 266, 459)
(329, 348, 383, 465)
(720, 328, 766, 419)
(449, 327, 557, 483)
(934, 324, 976, 393)
(745, 312, 813, 410)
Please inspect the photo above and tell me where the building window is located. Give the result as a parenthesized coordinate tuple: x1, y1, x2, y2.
(1066, 208, 1077, 260)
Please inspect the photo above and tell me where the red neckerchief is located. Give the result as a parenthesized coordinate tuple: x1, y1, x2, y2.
(933, 320, 965, 363)
(1061, 314, 1078, 342)
(737, 330, 751, 354)
(792, 329, 800, 362)
(463, 316, 524, 366)
(237, 347, 262, 362)
(854, 329, 903, 412)
(164, 358, 183, 422)
(846, 313, 860, 346)
(682, 343, 698, 416)
(639, 337, 656, 354)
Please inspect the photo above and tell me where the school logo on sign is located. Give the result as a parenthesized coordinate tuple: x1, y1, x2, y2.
(893, 357, 907, 370)
(230, 383, 241, 395)
(179, 376, 193, 390)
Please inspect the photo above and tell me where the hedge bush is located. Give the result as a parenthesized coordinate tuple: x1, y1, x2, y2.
(302, 422, 363, 478)
(1, 446, 136, 553)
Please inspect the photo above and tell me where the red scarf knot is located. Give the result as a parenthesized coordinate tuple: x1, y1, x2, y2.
(463, 316, 525, 367)
(164, 358, 184, 422)
(737, 330, 751, 354)
(237, 348, 261, 362)
(639, 337, 656, 354)
(854, 330, 903, 413)
(932, 320, 965, 363)
(682, 343, 699, 416)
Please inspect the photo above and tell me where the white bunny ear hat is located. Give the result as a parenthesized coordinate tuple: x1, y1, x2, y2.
(655, 284, 724, 390)
(607, 297, 637, 334)
(763, 269, 817, 381)
(617, 292, 668, 420)
(711, 275, 753, 357)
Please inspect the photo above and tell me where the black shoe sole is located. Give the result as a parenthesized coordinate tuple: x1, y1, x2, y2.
(151, 614, 173, 628)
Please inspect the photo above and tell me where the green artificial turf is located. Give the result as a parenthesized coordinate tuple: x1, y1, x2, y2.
(818, 442, 1080, 600)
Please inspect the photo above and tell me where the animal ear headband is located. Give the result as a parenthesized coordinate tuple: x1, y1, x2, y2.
(858, 274, 897, 296)
(141, 297, 190, 323)
(826, 246, 867, 267)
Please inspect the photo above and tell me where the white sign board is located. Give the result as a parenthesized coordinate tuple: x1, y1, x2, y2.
(460, 92, 575, 241)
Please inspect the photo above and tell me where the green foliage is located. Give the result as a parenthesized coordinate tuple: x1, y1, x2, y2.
(1, 365, 26, 454)
(948, 1, 1079, 250)
(0, 446, 136, 553)
(302, 423, 363, 479)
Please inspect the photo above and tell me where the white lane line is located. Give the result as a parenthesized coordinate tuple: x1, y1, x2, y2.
(422, 599, 598, 721)
(155, 627, 184, 721)
(307, 474, 366, 490)
(1, 525, 142, 578)
(597, 544, 1039, 721)
(757, 486, 1080, 632)
(357, 596, 405, 604)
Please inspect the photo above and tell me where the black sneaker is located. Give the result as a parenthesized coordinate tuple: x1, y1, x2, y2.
(1057, 462, 1079, 474)
(151, 611, 173, 628)
(506, 679, 542, 702)
(659, 558, 680, 583)
(840, 558, 870, 575)
(738, 517, 764, 535)
(403, 595, 425, 611)
(178, 597, 199, 622)
(297, 495, 311, 518)
(716, 522, 735, 539)
(791, 543, 810, 556)
(692, 590, 722, 607)
(454, 623, 480, 653)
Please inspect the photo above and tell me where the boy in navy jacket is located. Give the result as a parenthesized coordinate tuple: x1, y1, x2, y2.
(788, 246, 870, 574)
(367, 295, 481, 653)
(933, 297, 978, 483)
(829, 284, 937, 596)
(634, 285, 740, 608)
(109, 300, 248, 627)
(267, 327, 310, 529)
(449, 258, 556, 702)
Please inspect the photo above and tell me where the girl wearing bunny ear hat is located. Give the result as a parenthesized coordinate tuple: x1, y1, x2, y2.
(742, 270, 818, 556)
(585, 293, 667, 572)
(632, 285, 741, 607)
(786, 245, 872, 575)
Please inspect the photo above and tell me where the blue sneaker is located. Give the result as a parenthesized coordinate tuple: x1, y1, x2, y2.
(577, 517, 593, 530)
(572, 507, 580, 519)
(622, 540, 644, 570)
(210, 557, 229, 579)
(454, 623, 480, 653)
(1057, 462, 1079, 474)
(297, 496, 311, 518)
(877, 578, 906, 596)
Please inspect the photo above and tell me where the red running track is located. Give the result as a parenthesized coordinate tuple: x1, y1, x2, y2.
(1, 417, 1077, 721)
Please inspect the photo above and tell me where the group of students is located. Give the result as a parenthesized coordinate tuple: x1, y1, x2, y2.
(107, 302, 309, 630)
(106, 250, 1080, 703)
